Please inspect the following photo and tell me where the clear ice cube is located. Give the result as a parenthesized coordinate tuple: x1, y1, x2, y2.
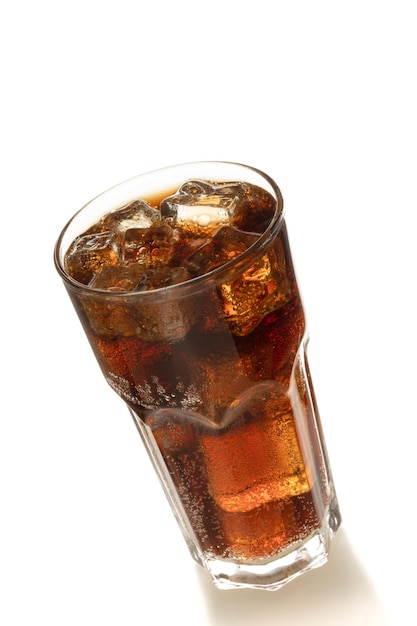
(81, 297, 141, 338)
(169, 180, 276, 234)
(184, 226, 259, 276)
(219, 236, 291, 336)
(187, 346, 251, 426)
(122, 224, 175, 267)
(82, 265, 194, 341)
(178, 179, 215, 195)
(134, 266, 190, 291)
(102, 199, 159, 233)
(89, 264, 143, 292)
(200, 381, 311, 513)
(225, 182, 277, 234)
(137, 299, 195, 341)
(160, 180, 239, 235)
(65, 230, 119, 284)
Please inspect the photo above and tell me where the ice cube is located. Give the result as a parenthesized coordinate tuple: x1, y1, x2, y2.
(187, 345, 251, 426)
(133, 320, 252, 426)
(81, 296, 141, 338)
(89, 264, 143, 292)
(216, 181, 276, 234)
(184, 226, 259, 277)
(122, 224, 175, 267)
(220, 235, 291, 336)
(170, 180, 276, 234)
(200, 381, 311, 513)
(134, 266, 190, 291)
(102, 199, 159, 233)
(64, 230, 118, 284)
(160, 180, 239, 235)
(178, 179, 215, 195)
(81, 266, 193, 340)
(133, 289, 196, 342)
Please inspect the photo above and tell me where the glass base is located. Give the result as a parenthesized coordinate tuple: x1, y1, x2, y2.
(200, 497, 341, 591)
(132, 406, 341, 591)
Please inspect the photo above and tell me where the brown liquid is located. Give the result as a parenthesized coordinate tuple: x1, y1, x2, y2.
(65, 181, 326, 562)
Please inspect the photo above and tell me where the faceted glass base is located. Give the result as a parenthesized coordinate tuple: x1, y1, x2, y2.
(200, 497, 341, 591)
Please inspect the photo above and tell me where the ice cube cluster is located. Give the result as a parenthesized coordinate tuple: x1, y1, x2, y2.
(65, 179, 290, 337)
(65, 180, 275, 288)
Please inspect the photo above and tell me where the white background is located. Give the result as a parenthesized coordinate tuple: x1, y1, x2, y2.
(1, 1, 415, 624)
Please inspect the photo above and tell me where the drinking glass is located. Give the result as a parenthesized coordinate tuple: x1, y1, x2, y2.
(54, 161, 341, 590)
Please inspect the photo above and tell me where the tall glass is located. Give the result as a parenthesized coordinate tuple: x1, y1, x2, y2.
(54, 162, 341, 590)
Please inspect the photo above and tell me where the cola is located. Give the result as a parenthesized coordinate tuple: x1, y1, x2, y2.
(56, 163, 340, 589)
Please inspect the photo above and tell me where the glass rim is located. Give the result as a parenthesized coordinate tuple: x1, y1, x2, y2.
(54, 160, 285, 300)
